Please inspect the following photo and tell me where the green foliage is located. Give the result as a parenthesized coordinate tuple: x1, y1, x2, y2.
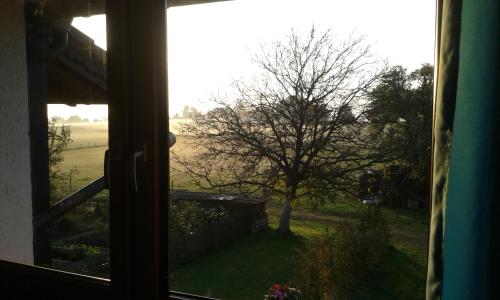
(48, 117, 72, 179)
(169, 201, 231, 240)
(52, 242, 86, 261)
(52, 241, 102, 261)
(378, 165, 414, 208)
(51, 193, 110, 238)
(367, 64, 433, 189)
(52, 216, 80, 236)
(355, 207, 391, 269)
(294, 207, 390, 300)
(48, 117, 74, 201)
(294, 230, 335, 300)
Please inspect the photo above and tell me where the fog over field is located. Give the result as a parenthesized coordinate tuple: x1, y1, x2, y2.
(56, 120, 198, 191)
(169, 118, 191, 135)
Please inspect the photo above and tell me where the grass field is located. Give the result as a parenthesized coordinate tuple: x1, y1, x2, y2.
(53, 121, 429, 299)
(58, 121, 109, 149)
(57, 120, 193, 191)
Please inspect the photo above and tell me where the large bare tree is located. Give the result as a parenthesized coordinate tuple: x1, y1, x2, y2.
(174, 28, 393, 233)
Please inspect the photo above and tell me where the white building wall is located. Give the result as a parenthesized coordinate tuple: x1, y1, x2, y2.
(0, 1, 34, 264)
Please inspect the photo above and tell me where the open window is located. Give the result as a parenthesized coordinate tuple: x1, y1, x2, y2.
(165, 1, 435, 299)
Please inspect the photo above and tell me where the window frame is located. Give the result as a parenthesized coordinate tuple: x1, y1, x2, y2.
(0, 0, 168, 298)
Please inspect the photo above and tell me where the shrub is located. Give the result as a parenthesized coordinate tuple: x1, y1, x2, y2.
(295, 206, 390, 299)
(294, 230, 335, 300)
(168, 201, 231, 241)
(168, 201, 233, 270)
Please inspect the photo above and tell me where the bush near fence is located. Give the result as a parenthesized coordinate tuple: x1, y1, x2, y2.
(294, 206, 390, 300)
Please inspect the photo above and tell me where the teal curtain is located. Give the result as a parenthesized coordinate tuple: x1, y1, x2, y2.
(427, 0, 500, 299)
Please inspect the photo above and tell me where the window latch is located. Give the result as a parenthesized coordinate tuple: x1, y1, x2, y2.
(132, 146, 145, 193)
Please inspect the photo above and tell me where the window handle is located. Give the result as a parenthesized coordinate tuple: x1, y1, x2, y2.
(104, 149, 111, 190)
(133, 148, 144, 193)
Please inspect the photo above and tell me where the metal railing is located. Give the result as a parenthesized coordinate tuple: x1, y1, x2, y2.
(34, 176, 106, 228)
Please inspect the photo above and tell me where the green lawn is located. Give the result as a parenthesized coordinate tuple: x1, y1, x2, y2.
(170, 230, 305, 300)
(170, 199, 428, 300)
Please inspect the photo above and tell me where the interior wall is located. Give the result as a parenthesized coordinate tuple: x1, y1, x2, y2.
(0, 1, 34, 264)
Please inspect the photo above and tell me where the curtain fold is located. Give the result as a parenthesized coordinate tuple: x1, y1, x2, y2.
(426, 0, 462, 298)
(427, 0, 500, 299)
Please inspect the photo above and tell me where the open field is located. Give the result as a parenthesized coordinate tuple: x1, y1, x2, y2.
(58, 121, 109, 149)
(56, 120, 192, 192)
(57, 119, 192, 181)
(57, 138, 195, 192)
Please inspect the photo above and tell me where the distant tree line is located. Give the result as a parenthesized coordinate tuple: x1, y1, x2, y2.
(172, 106, 200, 119)
(50, 115, 107, 124)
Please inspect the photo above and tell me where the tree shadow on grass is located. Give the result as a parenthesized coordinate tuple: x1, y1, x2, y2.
(354, 245, 427, 300)
(170, 229, 306, 300)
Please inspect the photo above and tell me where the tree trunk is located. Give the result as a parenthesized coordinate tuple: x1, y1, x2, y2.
(278, 198, 292, 233)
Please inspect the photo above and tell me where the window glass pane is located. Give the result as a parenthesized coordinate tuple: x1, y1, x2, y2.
(47, 106, 108, 201)
(51, 192, 109, 277)
(0, 0, 109, 279)
(47, 104, 109, 278)
(166, 0, 435, 299)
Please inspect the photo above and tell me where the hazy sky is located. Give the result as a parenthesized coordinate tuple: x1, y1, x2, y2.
(48, 0, 436, 119)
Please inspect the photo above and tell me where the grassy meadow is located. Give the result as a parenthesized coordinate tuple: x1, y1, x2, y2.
(57, 120, 194, 192)
(64, 121, 109, 149)
(52, 123, 107, 201)
(53, 121, 428, 299)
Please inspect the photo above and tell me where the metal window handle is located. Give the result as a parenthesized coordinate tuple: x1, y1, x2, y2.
(133, 149, 144, 193)
(131, 131, 174, 194)
(104, 149, 111, 190)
